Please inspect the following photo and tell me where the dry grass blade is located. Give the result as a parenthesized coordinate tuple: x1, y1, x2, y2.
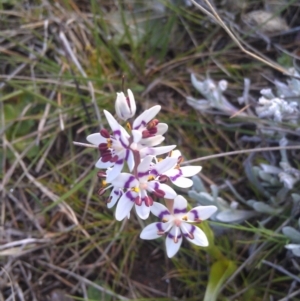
(190, 0, 299, 78)
(58, 30, 102, 128)
(184, 145, 300, 164)
(37, 260, 130, 301)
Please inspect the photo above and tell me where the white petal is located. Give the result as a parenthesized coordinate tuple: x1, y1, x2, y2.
(106, 162, 124, 182)
(127, 89, 136, 117)
(86, 133, 106, 145)
(140, 222, 166, 240)
(135, 202, 151, 220)
(161, 183, 177, 198)
(171, 177, 194, 188)
(169, 150, 181, 158)
(104, 110, 120, 132)
(137, 155, 153, 175)
(173, 195, 188, 214)
(95, 158, 114, 169)
(107, 189, 122, 209)
(133, 105, 161, 130)
(115, 92, 129, 120)
(115, 192, 135, 221)
(119, 125, 130, 140)
(183, 224, 208, 247)
(180, 166, 202, 177)
(165, 226, 183, 258)
(187, 205, 218, 221)
(131, 130, 142, 143)
(156, 123, 168, 135)
(140, 135, 165, 147)
(147, 182, 177, 199)
(151, 202, 171, 219)
(151, 145, 176, 156)
(111, 173, 138, 188)
(152, 157, 177, 176)
(127, 151, 135, 172)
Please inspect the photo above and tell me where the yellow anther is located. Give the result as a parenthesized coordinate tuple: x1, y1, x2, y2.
(126, 122, 132, 131)
(132, 187, 140, 193)
(162, 218, 168, 223)
(107, 138, 112, 148)
(148, 175, 155, 181)
(102, 180, 107, 187)
(182, 215, 188, 221)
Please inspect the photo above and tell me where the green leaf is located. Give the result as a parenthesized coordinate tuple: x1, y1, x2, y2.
(204, 260, 236, 301)
(87, 280, 112, 301)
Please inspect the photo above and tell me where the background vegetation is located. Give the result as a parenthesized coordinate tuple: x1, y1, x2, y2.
(1, 0, 300, 300)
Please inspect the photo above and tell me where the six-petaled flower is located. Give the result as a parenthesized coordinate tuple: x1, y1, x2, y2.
(140, 195, 217, 258)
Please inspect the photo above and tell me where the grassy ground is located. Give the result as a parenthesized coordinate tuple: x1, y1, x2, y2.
(1, 0, 300, 300)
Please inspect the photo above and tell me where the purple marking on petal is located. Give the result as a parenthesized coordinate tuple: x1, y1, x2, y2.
(137, 170, 149, 178)
(125, 190, 135, 202)
(156, 222, 164, 233)
(113, 129, 121, 138)
(124, 176, 136, 189)
(133, 120, 147, 130)
(116, 158, 124, 165)
(189, 209, 199, 221)
(119, 135, 128, 149)
(183, 225, 196, 238)
(153, 182, 159, 189)
(125, 149, 130, 161)
(113, 190, 120, 196)
(151, 168, 159, 177)
(169, 169, 183, 182)
(158, 210, 170, 220)
(174, 208, 187, 214)
(168, 232, 182, 239)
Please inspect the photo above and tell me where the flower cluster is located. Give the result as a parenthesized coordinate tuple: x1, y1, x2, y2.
(86, 89, 217, 257)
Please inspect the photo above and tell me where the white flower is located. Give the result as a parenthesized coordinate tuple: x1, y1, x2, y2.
(103, 155, 178, 220)
(140, 195, 217, 258)
(87, 110, 176, 182)
(115, 89, 136, 121)
(131, 105, 168, 147)
(163, 150, 202, 188)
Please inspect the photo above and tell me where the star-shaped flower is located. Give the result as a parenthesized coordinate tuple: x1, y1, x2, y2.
(162, 150, 202, 188)
(140, 195, 217, 257)
(131, 105, 168, 147)
(110, 155, 178, 221)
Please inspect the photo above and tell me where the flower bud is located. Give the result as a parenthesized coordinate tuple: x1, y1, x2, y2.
(115, 89, 136, 121)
